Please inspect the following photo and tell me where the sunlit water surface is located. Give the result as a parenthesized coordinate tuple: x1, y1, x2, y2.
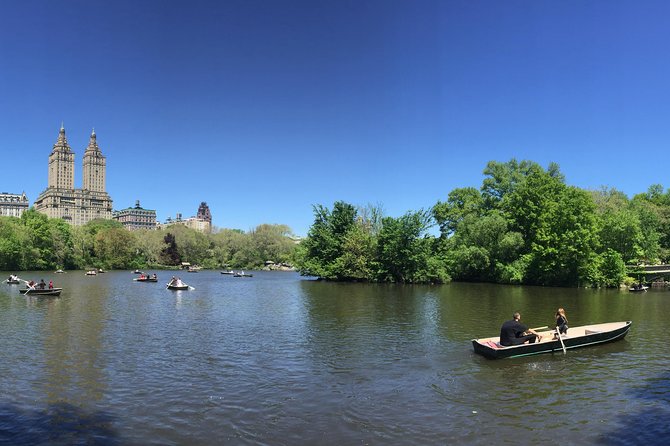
(1, 271, 668, 445)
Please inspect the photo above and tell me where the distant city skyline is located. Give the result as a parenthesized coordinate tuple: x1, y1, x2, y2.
(3, 1, 670, 236)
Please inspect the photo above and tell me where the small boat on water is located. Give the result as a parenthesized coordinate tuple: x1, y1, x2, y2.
(133, 270, 143, 274)
(20, 287, 63, 296)
(629, 284, 648, 292)
(55, 269, 65, 274)
(166, 277, 190, 290)
(134, 274, 158, 283)
(472, 321, 632, 359)
(86, 270, 98, 276)
(5, 275, 21, 284)
(221, 270, 235, 275)
(233, 271, 253, 278)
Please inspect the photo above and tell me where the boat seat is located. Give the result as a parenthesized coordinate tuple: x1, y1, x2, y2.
(585, 329, 600, 335)
(483, 340, 502, 349)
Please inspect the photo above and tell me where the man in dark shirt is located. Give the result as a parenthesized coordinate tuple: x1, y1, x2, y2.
(499, 312, 542, 346)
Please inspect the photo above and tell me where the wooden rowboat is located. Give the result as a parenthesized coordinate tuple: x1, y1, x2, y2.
(167, 283, 189, 290)
(20, 288, 63, 296)
(134, 277, 158, 282)
(472, 321, 632, 359)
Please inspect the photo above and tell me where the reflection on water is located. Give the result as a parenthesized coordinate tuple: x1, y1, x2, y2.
(0, 271, 668, 445)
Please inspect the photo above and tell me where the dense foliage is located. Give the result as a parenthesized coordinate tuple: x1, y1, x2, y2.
(297, 159, 669, 287)
(0, 210, 297, 271)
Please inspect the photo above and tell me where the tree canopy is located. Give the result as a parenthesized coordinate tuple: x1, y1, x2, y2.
(297, 159, 668, 287)
(0, 213, 297, 271)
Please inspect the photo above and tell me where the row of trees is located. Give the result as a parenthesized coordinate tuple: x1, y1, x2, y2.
(0, 210, 297, 271)
(296, 159, 670, 287)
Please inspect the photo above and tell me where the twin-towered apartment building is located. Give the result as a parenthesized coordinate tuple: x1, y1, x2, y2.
(1, 126, 211, 233)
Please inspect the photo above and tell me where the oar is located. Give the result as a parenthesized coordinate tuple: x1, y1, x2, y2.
(530, 326, 548, 331)
(556, 328, 567, 355)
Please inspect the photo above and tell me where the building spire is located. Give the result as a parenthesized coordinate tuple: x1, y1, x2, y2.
(85, 127, 100, 153)
(54, 123, 70, 151)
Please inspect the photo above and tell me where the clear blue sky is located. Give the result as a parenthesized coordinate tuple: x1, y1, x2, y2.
(2, 0, 670, 236)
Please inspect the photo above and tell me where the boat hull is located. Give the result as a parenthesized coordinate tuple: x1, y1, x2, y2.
(134, 278, 158, 282)
(20, 288, 63, 296)
(167, 285, 189, 290)
(472, 321, 632, 359)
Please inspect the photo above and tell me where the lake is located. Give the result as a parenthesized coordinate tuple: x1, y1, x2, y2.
(1, 270, 668, 445)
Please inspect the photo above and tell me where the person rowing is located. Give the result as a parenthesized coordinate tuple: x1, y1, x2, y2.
(499, 312, 543, 346)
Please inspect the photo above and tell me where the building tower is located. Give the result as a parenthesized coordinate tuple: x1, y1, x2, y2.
(47, 124, 75, 190)
(197, 202, 212, 223)
(34, 125, 113, 225)
(82, 128, 106, 192)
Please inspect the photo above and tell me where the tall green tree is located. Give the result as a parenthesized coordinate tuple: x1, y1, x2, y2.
(0, 217, 29, 270)
(160, 232, 181, 266)
(296, 201, 358, 279)
(526, 186, 598, 286)
(433, 187, 484, 237)
(376, 210, 448, 283)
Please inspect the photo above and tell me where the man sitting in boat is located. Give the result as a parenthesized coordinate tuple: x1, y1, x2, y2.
(499, 312, 543, 346)
(39, 279, 46, 289)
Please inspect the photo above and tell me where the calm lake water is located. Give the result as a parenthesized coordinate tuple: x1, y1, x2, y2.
(1, 270, 668, 445)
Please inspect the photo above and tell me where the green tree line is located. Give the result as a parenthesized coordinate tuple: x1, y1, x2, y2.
(0, 210, 297, 271)
(295, 159, 669, 287)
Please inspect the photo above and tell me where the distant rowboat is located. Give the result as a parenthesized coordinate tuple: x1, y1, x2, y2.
(20, 288, 63, 296)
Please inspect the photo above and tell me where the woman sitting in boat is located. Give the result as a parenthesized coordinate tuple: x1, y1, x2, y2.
(554, 308, 568, 338)
(499, 312, 542, 346)
(168, 276, 184, 287)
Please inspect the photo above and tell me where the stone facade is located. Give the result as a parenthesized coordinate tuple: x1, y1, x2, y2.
(0, 192, 29, 217)
(158, 205, 212, 234)
(113, 200, 157, 230)
(34, 126, 113, 225)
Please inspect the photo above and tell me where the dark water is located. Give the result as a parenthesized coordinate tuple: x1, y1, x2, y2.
(1, 271, 668, 445)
